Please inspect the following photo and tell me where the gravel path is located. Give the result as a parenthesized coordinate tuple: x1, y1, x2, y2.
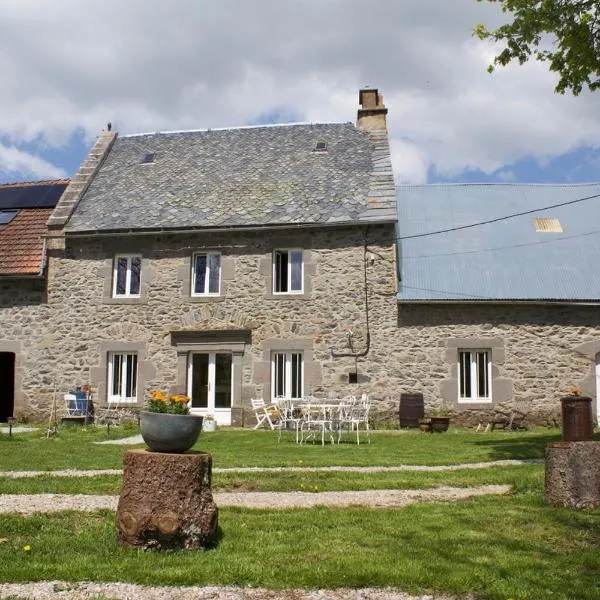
(0, 581, 473, 600)
(0, 459, 540, 479)
(94, 434, 144, 445)
(0, 426, 37, 434)
(0, 485, 510, 513)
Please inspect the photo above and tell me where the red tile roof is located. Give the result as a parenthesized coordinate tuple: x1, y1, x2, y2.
(0, 179, 69, 276)
(0, 208, 54, 276)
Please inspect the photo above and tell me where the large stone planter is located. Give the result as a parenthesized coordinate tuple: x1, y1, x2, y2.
(140, 411, 203, 453)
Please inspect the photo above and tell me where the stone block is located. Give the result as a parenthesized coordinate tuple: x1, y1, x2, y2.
(116, 449, 218, 550)
(545, 441, 600, 509)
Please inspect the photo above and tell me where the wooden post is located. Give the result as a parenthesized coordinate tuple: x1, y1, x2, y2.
(116, 449, 218, 550)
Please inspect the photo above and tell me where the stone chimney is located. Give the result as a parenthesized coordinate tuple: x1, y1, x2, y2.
(357, 88, 388, 131)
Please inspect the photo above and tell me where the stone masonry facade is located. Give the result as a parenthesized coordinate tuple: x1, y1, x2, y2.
(3, 220, 600, 425)
(36, 223, 398, 425)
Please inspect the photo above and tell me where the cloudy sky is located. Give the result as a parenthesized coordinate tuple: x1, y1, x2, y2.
(1, 0, 599, 185)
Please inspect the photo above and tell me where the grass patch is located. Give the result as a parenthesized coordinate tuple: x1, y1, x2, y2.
(2, 427, 598, 598)
(0, 497, 598, 599)
(0, 465, 543, 495)
(0, 426, 571, 471)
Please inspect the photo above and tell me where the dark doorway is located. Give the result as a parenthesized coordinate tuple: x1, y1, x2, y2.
(0, 352, 15, 422)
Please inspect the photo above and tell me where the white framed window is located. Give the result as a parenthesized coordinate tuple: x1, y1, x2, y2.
(107, 352, 138, 403)
(113, 255, 141, 298)
(458, 349, 491, 403)
(273, 249, 303, 294)
(271, 351, 303, 400)
(192, 253, 221, 296)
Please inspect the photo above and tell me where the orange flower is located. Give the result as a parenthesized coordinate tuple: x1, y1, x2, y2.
(170, 394, 190, 404)
(151, 390, 166, 402)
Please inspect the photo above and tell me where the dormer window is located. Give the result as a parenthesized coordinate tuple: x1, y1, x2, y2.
(141, 153, 155, 164)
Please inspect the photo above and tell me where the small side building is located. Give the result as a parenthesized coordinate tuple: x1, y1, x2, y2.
(392, 182, 600, 425)
(0, 179, 69, 421)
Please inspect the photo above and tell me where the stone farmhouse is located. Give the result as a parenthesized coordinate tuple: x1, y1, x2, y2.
(41, 88, 398, 426)
(2, 88, 599, 427)
(0, 179, 69, 422)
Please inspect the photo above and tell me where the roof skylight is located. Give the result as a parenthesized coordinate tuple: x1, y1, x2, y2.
(0, 210, 18, 225)
(534, 217, 562, 233)
(141, 153, 155, 164)
(313, 141, 327, 153)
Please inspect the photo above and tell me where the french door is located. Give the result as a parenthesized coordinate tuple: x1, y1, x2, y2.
(188, 353, 232, 425)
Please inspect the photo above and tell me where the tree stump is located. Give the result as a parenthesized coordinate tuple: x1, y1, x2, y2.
(116, 449, 218, 550)
(545, 441, 600, 510)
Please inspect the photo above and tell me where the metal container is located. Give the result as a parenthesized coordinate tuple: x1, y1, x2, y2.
(561, 396, 593, 441)
(140, 411, 203, 453)
(400, 392, 424, 428)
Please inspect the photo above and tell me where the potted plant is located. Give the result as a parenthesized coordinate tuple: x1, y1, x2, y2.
(140, 391, 203, 453)
(428, 403, 452, 433)
(203, 414, 217, 432)
(418, 418, 431, 432)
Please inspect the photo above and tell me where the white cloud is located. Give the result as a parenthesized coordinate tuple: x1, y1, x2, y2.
(0, 144, 66, 180)
(0, 0, 598, 182)
(390, 139, 429, 185)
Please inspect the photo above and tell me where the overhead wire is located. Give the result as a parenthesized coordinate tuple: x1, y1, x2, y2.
(394, 191, 600, 241)
(400, 228, 600, 260)
(393, 190, 600, 299)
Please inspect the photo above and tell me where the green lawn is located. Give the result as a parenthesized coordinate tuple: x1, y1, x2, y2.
(0, 498, 598, 599)
(0, 425, 571, 471)
(0, 425, 599, 599)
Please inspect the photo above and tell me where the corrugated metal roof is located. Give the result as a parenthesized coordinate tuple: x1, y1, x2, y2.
(396, 182, 600, 302)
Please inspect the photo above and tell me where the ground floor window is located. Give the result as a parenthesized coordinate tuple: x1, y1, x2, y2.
(458, 349, 491, 402)
(108, 352, 138, 403)
(272, 351, 303, 399)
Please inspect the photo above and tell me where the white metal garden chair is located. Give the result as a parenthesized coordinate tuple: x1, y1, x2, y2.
(251, 398, 281, 430)
(275, 396, 302, 443)
(337, 394, 371, 444)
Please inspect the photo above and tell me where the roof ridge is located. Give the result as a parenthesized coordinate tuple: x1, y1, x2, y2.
(121, 121, 352, 138)
(398, 181, 600, 188)
(0, 178, 70, 189)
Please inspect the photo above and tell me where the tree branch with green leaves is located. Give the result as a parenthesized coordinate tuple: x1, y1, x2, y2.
(475, 0, 600, 95)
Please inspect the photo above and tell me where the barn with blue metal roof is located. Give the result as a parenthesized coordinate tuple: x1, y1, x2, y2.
(396, 182, 600, 302)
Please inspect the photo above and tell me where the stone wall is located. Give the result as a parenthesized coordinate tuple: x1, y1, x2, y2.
(36, 223, 398, 424)
(0, 279, 50, 420)
(376, 303, 600, 425)
(5, 222, 600, 427)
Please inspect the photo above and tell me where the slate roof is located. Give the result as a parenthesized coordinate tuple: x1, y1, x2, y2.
(396, 182, 600, 302)
(0, 180, 68, 276)
(64, 122, 396, 233)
